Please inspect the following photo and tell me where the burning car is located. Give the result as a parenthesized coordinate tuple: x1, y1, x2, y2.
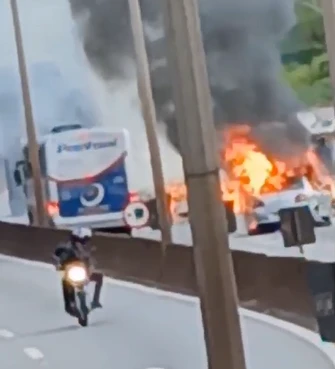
(249, 176, 332, 235)
(164, 124, 335, 235)
(221, 125, 335, 235)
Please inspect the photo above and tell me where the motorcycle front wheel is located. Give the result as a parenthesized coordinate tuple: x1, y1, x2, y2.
(77, 290, 89, 327)
(78, 315, 88, 327)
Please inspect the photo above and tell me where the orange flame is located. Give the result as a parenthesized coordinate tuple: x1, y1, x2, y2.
(164, 125, 335, 222)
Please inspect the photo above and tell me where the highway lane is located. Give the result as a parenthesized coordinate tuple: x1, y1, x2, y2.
(2, 256, 335, 369)
(1, 244, 335, 369)
(0, 256, 208, 369)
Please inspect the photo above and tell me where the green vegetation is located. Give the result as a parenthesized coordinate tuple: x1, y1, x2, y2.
(281, 0, 332, 106)
(283, 53, 331, 106)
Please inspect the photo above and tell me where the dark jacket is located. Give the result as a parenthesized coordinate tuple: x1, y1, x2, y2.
(53, 241, 93, 268)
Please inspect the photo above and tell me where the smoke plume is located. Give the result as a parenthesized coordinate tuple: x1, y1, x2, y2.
(68, 0, 310, 159)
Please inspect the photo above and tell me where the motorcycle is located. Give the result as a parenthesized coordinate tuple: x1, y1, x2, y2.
(60, 261, 91, 327)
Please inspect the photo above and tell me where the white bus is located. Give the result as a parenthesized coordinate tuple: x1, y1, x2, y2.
(14, 124, 135, 234)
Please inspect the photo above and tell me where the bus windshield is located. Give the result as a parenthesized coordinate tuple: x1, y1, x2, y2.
(51, 124, 82, 134)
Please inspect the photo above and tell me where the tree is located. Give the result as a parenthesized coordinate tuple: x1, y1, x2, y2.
(282, 0, 331, 106)
(283, 53, 331, 106)
(294, 0, 325, 51)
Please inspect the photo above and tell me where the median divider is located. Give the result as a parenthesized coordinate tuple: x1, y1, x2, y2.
(0, 221, 317, 330)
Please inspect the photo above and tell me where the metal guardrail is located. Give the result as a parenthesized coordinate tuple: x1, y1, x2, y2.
(0, 221, 318, 330)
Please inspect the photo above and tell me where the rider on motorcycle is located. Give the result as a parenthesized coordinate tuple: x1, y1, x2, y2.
(52, 227, 103, 316)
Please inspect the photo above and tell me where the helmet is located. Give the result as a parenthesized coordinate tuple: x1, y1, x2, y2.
(70, 227, 92, 244)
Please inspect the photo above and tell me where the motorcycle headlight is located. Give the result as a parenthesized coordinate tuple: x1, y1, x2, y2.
(66, 266, 87, 283)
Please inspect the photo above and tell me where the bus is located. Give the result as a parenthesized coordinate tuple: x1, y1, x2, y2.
(13, 124, 135, 234)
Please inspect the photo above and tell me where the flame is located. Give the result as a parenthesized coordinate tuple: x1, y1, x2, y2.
(165, 181, 187, 222)
(164, 125, 335, 222)
(222, 126, 335, 214)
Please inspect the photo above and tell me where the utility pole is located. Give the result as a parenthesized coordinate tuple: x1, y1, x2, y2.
(127, 0, 172, 246)
(320, 0, 335, 107)
(10, 0, 47, 226)
(164, 1, 247, 369)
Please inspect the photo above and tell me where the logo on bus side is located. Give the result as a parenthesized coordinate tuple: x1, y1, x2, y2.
(57, 139, 117, 153)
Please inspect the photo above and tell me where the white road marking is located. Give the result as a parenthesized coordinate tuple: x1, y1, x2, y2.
(23, 347, 44, 360)
(0, 329, 14, 338)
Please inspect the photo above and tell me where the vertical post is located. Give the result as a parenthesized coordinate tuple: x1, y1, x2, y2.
(10, 0, 46, 227)
(321, 0, 335, 107)
(127, 0, 172, 246)
(164, 1, 247, 369)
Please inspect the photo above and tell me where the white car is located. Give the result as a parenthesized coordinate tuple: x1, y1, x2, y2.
(250, 176, 332, 235)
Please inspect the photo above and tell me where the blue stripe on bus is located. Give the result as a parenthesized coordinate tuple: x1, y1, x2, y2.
(56, 157, 129, 217)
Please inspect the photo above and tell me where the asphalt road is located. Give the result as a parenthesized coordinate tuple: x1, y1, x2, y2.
(0, 256, 208, 369)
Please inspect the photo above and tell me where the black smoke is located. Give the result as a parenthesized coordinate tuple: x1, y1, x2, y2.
(68, 0, 310, 158)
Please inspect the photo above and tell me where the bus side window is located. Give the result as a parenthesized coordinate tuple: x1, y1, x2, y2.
(14, 168, 22, 186)
(39, 144, 46, 177)
(22, 146, 32, 179)
(21, 145, 44, 179)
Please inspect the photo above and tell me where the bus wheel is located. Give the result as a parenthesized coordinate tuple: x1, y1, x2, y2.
(113, 226, 132, 236)
(101, 227, 132, 236)
(120, 227, 132, 236)
(48, 218, 55, 228)
(28, 211, 34, 225)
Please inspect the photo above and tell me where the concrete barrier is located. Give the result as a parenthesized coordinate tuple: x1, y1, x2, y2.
(241, 308, 335, 369)
(0, 221, 318, 330)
